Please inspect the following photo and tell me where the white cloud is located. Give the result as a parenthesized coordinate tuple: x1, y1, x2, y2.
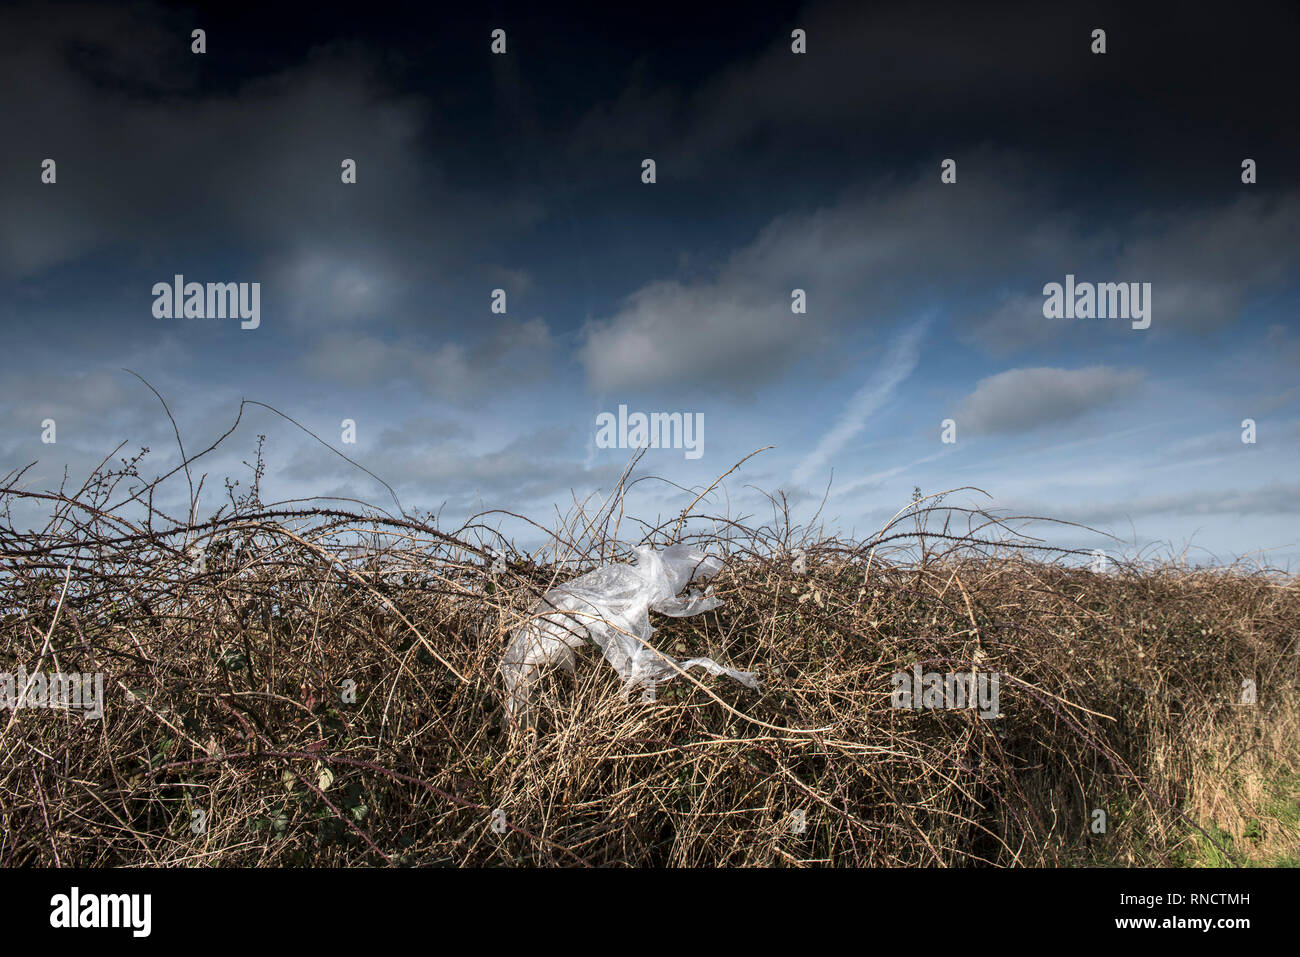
(576, 162, 1068, 393)
(955, 366, 1143, 436)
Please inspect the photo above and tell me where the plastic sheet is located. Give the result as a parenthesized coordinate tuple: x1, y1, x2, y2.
(502, 544, 759, 721)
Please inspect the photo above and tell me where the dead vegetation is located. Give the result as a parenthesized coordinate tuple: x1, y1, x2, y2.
(0, 419, 1296, 867)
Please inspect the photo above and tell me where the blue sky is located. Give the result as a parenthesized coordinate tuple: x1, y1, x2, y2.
(2, 0, 1298, 568)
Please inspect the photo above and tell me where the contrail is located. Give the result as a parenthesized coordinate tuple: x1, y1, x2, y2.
(792, 317, 930, 487)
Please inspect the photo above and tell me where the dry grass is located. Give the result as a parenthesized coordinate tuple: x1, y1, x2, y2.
(0, 430, 1296, 867)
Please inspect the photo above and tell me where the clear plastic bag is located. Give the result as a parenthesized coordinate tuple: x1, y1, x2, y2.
(501, 544, 759, 721)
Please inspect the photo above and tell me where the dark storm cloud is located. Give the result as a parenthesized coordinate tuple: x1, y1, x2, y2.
(563, 0, 1300, 392)
(6, 0, 1297, 389)
(565, 0, 1300, 190)
(0, 2, 542, 291)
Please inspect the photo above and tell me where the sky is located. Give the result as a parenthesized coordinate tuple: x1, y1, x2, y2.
(2, 0, 1298, 568)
